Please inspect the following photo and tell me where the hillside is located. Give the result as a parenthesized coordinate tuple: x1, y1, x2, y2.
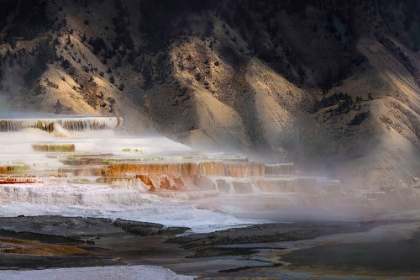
(1, 0, 420, 208)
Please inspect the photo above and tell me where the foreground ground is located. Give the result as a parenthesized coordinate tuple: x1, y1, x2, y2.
(0, 215, 420, 279)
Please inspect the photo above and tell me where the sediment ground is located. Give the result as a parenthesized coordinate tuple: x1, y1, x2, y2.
(1, 215, 419, 279)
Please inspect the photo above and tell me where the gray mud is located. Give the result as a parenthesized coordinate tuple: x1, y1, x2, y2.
(166, 221, 396, 254)
(0, 216, 419, 278)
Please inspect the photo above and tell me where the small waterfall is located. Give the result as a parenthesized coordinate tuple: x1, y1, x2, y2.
(107, 161, 268, 179)
(96, 177, 145, 190)
(0, 117, 123, 132)
(0, 122, 381, 221)
(108, 162, 198, 177)
(224, 162, 265, 177)
(265, 163, 296, 175)
(195, 176, 217, 191)
(215, 179, 234, 194)
(198, 162, 225, 176)
(250, 181, 262, 193)
(52, 123, 72, 138)
(0, 184, 144, 206)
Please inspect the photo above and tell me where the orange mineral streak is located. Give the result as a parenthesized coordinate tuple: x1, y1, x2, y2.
(134, 174, 186, 191)
(167, 175, 186, 190)
(107, 161, 265, 178)
(109, 163, 168, 177)
(0, 167, 11, 174)
(107, 162, 221, 177)
(224, 162, 265, 177)
(136, 174, 156, 191)
(160, 176, 171, 190)
(0, 178, 35, 184)
(198, 162, 225, 176)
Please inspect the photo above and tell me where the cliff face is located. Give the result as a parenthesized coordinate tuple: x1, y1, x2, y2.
(1, 0, 420, 191)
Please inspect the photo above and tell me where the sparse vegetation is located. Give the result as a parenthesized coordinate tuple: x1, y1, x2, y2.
(24, 38, 56, 87)
(89, 37, 107, 55)
(350, 111, 370, 125)
(61, 59, 71, 69)
(33, 84, 46, 96)
(44, 78, 58, 89)
(314, 92, 361, 115)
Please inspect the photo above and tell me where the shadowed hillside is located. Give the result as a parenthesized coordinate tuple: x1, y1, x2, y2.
(1, 0, 420, 207)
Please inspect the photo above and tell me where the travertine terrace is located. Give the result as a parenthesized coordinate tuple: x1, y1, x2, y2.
(0, 116, 387, 226)
(0, 117, 123, 132)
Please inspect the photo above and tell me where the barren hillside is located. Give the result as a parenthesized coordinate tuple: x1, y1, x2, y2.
(1, 0, 420, 206)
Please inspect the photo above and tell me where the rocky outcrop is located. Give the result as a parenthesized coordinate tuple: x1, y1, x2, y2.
(113, 219, 189, 236)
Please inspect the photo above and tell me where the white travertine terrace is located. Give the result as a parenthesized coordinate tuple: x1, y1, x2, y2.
(0, 116, 393, 232)
(0, 117, 123, 132)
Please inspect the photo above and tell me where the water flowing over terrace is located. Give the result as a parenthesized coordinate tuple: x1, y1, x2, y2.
(0, 116, 400, 230)
(0, 117, 123, 132)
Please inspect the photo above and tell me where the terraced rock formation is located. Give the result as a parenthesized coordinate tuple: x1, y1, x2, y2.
(1, 0, 420, 199)
(0, 116, 410, 221)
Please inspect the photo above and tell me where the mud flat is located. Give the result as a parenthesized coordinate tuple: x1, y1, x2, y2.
(0, 215, 420, 279)
(279, 232, 420, 278)
(0, 216, 191, 271)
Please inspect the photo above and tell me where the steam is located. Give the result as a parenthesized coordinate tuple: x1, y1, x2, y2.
(0, 114, 399, 233)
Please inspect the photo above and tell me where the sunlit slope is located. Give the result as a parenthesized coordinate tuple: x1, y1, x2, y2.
(311, 37, 420, 197)
(1, 0, 420, 201)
